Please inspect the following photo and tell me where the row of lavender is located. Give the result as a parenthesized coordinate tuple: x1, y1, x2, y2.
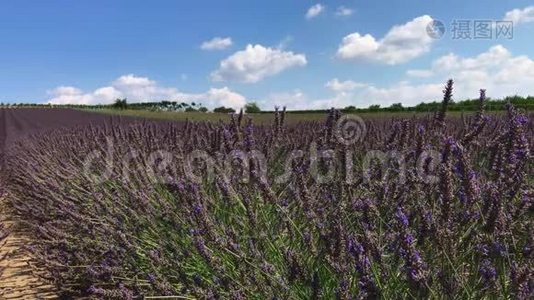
(1, 108, 7, 278)
(5, 81, 534, 298)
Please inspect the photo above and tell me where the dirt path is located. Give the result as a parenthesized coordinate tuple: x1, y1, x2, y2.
(0, 195, 57, 299)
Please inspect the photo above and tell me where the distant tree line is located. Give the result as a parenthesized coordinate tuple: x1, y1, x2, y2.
(115, 100, 210, 112)
(273, 95, 534, 114)
(1, 95, 533, 113)
(0, 99, 267, 114)
(374, 95, 534, 112)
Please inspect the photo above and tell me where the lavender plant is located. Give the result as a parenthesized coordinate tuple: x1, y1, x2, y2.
(3, 80, 533, 299)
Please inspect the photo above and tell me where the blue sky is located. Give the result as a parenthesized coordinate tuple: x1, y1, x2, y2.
(1, 1, 533, 109)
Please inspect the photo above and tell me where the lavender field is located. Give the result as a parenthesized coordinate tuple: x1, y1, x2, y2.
(1, 82, 533, 298)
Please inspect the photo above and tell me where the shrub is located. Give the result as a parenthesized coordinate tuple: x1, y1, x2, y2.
(245, 102, 261, 113)
(214, 106, 236, 113)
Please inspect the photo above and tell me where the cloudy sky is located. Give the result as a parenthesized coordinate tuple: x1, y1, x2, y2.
(1, 1, 533, 110)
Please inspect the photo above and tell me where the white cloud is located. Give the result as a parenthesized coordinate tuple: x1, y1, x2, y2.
(424, 45, 534, 97)
(258, 89, 352, 110)
(335, 6, 353, 17)
(211, 44, 307, 83)
(266, 45, 534, 110)
(431, 45, 512, 72)
(47, 86, 96, 105)
(360, 47, 534, 106)
(503, 6, 534, 25)
(325, 78, 367, 92)
(264, 90, 306, 108)
(265, 82, 444, 110)
(391, 46, 534, 104)
(306, 4, 325, 19)
(336, 15, 435, 64)
(200, 37, 233, 50)
(406, 69, 434, 78)
(337, 33, 380, 59)
(113, 74, 155, 87)
(362, 82, 444, 106)
(111, 74, 178, 101)
(47, 74, 247, 110)
(93, 86, 122, 100)
(52, 86, 83, 96)
(202, 87, 247, 109)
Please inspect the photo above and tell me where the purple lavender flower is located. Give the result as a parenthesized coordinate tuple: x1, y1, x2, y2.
(418, 125, 425, 135)
(193, 203, 203, 215)
(396, 207, 409, 227)
(514, 115, 529, 126)
(479, 259, 497, 284)
(404, 233, 416, 245)
(87, 285, 105, 295)
(119, 283, 134, 300)
(491, 242, 506, 257)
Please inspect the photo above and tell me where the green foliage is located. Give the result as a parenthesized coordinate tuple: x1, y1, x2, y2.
(368, 104, 381, 112)
(113, 98, 128, 110)
(388, 103, 404, 111)
(213, 106, 236, 113)
(344, 105, 356, 112)
(245, 102, 261, 113)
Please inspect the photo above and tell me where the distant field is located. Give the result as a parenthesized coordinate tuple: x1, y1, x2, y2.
(85, 108, 486, 124)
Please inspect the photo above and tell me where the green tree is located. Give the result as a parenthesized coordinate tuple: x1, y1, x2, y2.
(388, 103, 404, 111)
(344, 105, 357, 112)
(113, 98, 128, 110)
(368, 104, 381, 111)
(244, 102, 261, 113)
(213, 106, 236, 113)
